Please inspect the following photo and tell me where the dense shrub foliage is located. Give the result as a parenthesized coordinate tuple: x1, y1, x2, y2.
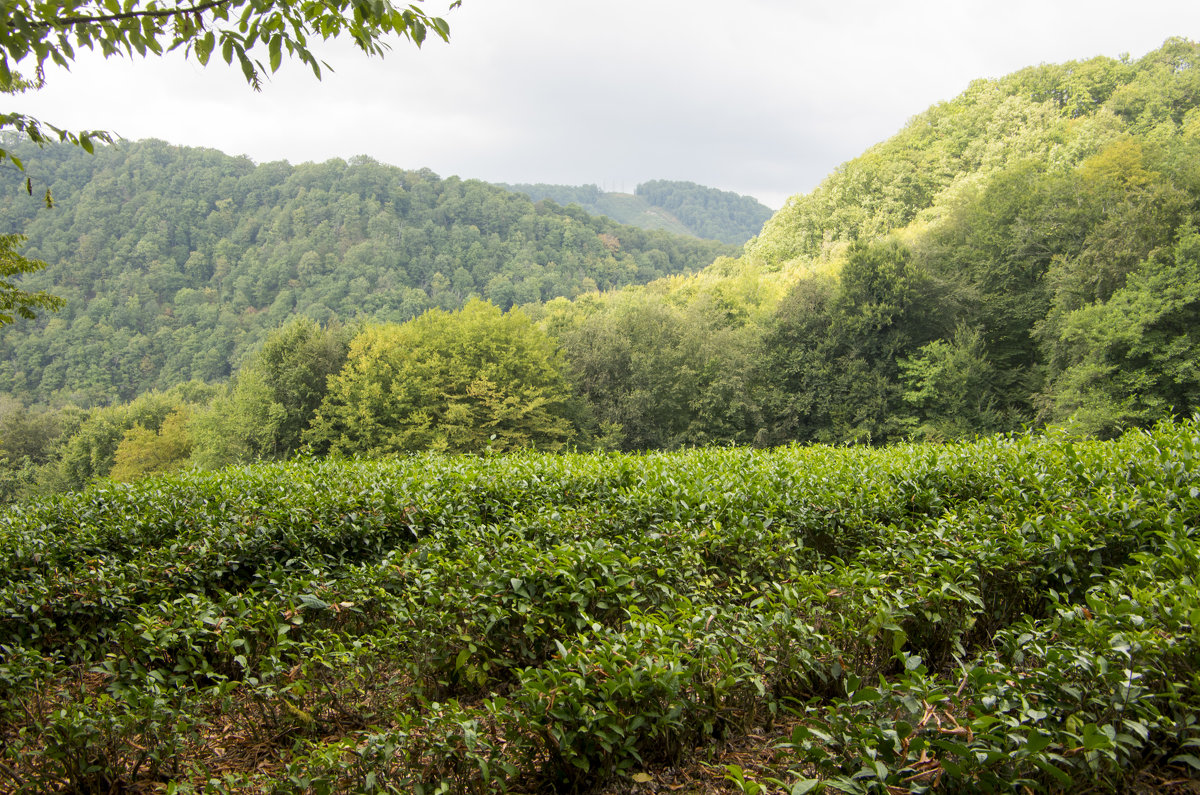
(1, 421, 1198, 792)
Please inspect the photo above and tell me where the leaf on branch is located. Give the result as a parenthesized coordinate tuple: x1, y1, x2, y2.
(194, 30, 215, 63)
(268, 34, 282, 71)
(236, 49, 258, 86)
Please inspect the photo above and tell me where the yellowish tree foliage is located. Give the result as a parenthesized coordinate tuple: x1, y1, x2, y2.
(306, 300, 576, 455)
(110, 408, 193, 481)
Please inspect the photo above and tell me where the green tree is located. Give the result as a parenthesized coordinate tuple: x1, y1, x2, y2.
(915, 161, 1076, 422)
(187, 369, 282, 468)
(0, 396, 65, 464)
(49, 383, 214, 489)
(0, 397, 82, 502)
(1047, 222, 1200, 435)
(898, 324, 1005, 440)
(759, 240, 947, 445)
(187, 317, 350, 466)
(240, 317, 350, 454)
(1, 0, 451, 136)
(306, 300, 576, 455)
(109, 406, 193, 481)
(545, 287, 764, 451)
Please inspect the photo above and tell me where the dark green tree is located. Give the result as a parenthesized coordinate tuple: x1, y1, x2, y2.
(237, 317, 351, 455)
(547, 288, 764, 451)
(1046, 222, 1200, 435)
(188, 317, 351, 465)
(0, 233, 63, 325)
(759, 240, 948, 444)
(898, 324, 1005, 440)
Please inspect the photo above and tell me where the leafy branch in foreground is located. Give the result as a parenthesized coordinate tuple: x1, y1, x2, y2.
(0, 0, 455, 174)
(0, 0, 454, 184)
(0, 0, 457, 325)
(0, 233, 62, 324)
(0, 0, 454, 88)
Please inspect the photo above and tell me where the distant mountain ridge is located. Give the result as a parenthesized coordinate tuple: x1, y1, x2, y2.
(0, 141, 735, 406)
(498, 180, 773, 245)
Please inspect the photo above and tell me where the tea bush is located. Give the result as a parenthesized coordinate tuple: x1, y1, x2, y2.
(1, 420, 1198, 791)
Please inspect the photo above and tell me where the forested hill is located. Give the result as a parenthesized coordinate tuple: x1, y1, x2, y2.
(532, 37, 1200, 448)
(499, 180, 773, 244)
(744, 38, 1200, 272)
(0, 141, 734, 406)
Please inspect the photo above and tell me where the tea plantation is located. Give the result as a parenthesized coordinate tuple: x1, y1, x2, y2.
(1, 421, 1199, 793)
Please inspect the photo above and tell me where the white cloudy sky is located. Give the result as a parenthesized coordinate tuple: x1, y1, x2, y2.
(12, 0, 1200, 208)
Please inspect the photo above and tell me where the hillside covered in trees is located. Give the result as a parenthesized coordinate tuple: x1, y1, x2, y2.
(0, 141, 735, 406)
(537, 36, 1200, 447)
(5, 39, 1200, 500)
(499, 179, 773, 244)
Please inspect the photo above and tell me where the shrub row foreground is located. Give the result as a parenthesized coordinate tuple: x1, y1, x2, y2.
(1, 421, 1199, 792)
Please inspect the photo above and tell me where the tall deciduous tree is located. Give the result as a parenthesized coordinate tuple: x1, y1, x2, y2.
(898, 324, 1004, 440)
(188, 317, 351, 466)
(759, 239, 947, 445)
(109, 407, 193, 481)
(544, 286, 765, 451)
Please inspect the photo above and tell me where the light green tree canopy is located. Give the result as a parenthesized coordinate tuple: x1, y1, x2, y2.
(1047, 221, 1200, 436)
(306, 300, 577, 455)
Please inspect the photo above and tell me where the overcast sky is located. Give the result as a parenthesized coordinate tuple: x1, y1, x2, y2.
(12, 0, 1200, 209)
